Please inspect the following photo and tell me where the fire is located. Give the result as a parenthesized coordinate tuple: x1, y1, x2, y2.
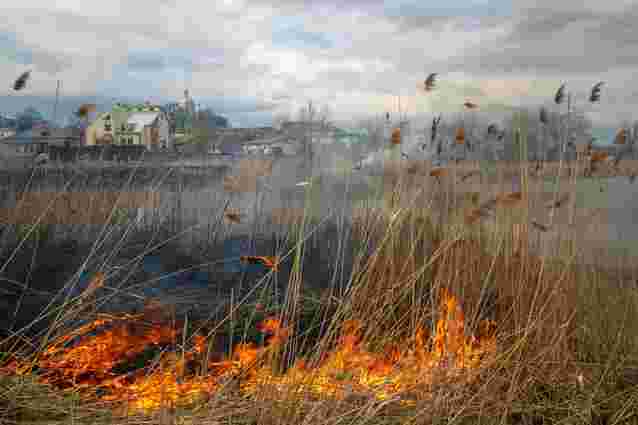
(1, 289, 497, 413)
(239, 256, 280, 272)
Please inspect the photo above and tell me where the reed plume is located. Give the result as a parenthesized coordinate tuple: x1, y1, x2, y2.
(589, 82, 604, 103)
(12, 70, 31, 91)
(424, 73, 438, 92)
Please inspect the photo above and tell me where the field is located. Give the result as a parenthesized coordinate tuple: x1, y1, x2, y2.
(0, 146, 637, 425)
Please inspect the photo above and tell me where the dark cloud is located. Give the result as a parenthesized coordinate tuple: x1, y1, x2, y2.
(503, 9, 598, 43)
(392, 15, 508, 34)
(426, 4, 638, 77)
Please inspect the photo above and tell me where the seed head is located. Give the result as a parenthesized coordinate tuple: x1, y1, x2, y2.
(554, 83, 566, 105)
(424, 73, 437, 92)
(12, 70, 31, 91)
(589, 81, 604, 103)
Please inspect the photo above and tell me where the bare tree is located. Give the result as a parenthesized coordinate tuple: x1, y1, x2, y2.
(272, 111, 290, 131)
(296, 105, 308, 122)
(318, 104, 332, 129)
(293, 101, 316, 177)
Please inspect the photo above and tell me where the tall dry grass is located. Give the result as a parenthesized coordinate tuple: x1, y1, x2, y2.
(0, 145, 638, 425)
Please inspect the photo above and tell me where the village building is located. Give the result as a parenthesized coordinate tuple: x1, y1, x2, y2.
(0, 128, 16, 139)
(164, 90, 196, 142)
(85, 103, 171, 150)
(1, 127, 81, 154)
(117, 111, 170, 150)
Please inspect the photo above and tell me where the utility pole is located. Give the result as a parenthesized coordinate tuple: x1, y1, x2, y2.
(52, 80, 60, 127)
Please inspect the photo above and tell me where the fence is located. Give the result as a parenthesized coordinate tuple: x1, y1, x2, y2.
(48, 145, 147, 162)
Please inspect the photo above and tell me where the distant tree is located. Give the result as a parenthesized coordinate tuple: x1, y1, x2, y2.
(16, 106, 44, 132)
(272, 111, 290, 130)
(212, 114, 229, 128)
(0, 115, 17, 128)
(318, 104, 332, 129)
(297, 101, 316, 175)
(296, 105, 308, 123)
(196, 108, 228, 128)
(174, 109, 188, 130)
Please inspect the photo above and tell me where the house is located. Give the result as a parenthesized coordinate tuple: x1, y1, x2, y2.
(281, 121, 337, 150)
(0, 128, 16, 139)
(86, 104, 171, 150)
(1, 127, 81, 154)
(164, 90, 196, 141)
(85, 112, 114, 146)
(117, 112, 170, 150)
(241, 135, 292, 156)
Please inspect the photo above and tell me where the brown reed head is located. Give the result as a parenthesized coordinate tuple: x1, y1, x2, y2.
(613, 128, 626, 145)
(429, 167, 447, 178)
(76, 104, 97, 118)
(424, 73, 437, 91)
(391, 128, 401, 145)
(455, 127, 465, 144)
(495, 191, 524, 208)
(463, 101, 478, 109)
(590, 151, 608, 162)
(223, 208, 243, 224)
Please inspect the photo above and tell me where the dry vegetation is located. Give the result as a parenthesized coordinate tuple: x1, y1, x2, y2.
(1, 78, 638, 423)
(0, 154, 637, 425)
(0, 191, 161, 225)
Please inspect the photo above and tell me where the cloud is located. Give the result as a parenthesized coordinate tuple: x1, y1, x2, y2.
(0, 32, 74, 74)
(0, 0, 637, 128)
(126, 53, 167, 72)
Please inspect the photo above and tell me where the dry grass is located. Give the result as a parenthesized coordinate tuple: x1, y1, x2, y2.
(222, 159, 274, 193)
(1, 149, 638, 424)
(0, 191, 161, 225)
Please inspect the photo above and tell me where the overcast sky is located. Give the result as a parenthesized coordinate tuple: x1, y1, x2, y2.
(1, 0, 637, 127)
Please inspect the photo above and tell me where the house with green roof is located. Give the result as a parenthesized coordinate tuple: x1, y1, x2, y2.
(85, 103, 170, 149)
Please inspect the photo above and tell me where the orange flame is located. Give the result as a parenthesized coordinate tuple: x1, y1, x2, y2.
(240, 256, 280, 272)
(2, 289, 497, 413)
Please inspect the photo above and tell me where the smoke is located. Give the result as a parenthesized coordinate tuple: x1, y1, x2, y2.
(355, 120, 442, 176)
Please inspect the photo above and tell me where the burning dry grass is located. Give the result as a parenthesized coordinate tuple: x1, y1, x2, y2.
(1, 286, 499, 416)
